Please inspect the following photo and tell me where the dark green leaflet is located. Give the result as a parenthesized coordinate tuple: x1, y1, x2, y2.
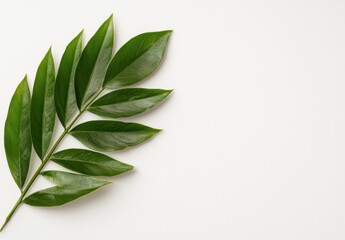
(103, 31, 171, 88)
(75, 15, 114, 109)
(31, 48, 56, 159)
(51, 149, 133, 176)
(88, 88, 172, 118)
(69, 121, 161, 151)
(55, 31, 83, 127)
(23, 171, 111, 207)
(4, 76, 32, 189)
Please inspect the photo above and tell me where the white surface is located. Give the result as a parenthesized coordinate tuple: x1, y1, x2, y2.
(0, 0, 345, 239)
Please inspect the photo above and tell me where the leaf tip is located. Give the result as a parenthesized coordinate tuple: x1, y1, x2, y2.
(162, 30, 173, 35)
(154, 128, 163, 133)
(103, 180, 113, 186)
(46, 46, 53, 58)
(126, 164, 135, 171)
(106, 14, 114, 23)
(21, 75, 29, 84)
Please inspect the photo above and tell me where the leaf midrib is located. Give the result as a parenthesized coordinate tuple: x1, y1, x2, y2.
(17, 84, 25, 186)
(71, 129, 150, 134)
(41, 57, 52, 158)
(51, 157, 109, 165)
(90, 93, 165, 108)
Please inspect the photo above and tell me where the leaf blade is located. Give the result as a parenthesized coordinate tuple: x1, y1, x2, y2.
(23, 171, 111, 207)
(31, 48, 56, 159)
(104, 31, 171, 88)
(51, 149, 133, 176)
(75, 15, 114, 109)
(55, 31, 83, 127)
(4, 76, 32, 188)
(69, 121, 161, 151)
(88, 88, 172, 118)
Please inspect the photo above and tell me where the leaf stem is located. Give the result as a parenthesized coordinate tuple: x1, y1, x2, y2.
(0, 88, 105, 232)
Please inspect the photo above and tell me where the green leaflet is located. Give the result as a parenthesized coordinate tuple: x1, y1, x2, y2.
(103, 31, 172, 88)
(23, 171, 111, 207)
(69, 121, 161, 151)
(88, 88, 172, 118)
(31, 48, 56, 159)
(75, 15, 114, 109)
(51, 149, 133, 176)
(55, 31, 83, 127)
(4, 76, 32, 189)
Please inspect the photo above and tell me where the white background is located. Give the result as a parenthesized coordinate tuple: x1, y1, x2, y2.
(0, 0, 345, 239)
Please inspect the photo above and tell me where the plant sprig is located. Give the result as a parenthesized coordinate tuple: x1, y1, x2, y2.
(1, 14, 172, 232)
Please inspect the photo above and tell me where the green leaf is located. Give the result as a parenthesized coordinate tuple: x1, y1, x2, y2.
(51, 149, 133, 176)
(75, 15, 114, 109)
(103, 31, 172, 88)
(4, 76, 32, 189)
(55, 31, 83, 127)
(88, 88, 172, 118)
(31, 48, 56, 159)
(69, 121, 161, 151)
(23, 171, 111, 207)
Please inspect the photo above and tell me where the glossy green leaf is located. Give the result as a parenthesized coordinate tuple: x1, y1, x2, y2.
(88, 88, 172, 118)
(4, 76, 32, 189)
(69, 121, 161, 151)
(23, 171, 111, 207)
(31, 48, 56, 159)
(75, 15, 114, 109)
(55, 31, 83, 127)
(51, 149, 133, 176)
(103, 31, 172, 88)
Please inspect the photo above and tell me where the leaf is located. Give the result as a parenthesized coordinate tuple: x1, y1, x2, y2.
(23, 171, 111, 207)
(69, 121, 161, 151)
(55, 31, 83, 127)
(31, 48, 56, 159)
(103, 31, 172, 88)
(88, 88, 172, 118)
(75, 15, 114, 109)
(51, 149, 133, 176)
(4, 76, 32, 188)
